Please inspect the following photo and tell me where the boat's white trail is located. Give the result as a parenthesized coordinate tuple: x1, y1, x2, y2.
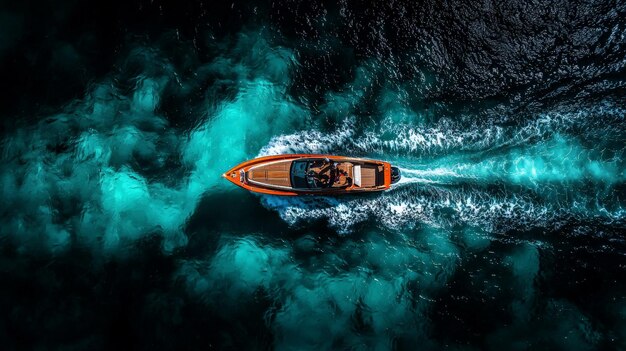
(256, 103, 626, 234)
(259, 184, 625, 235)
(257, 120, 356, 157)
(394, 167, 471, 186)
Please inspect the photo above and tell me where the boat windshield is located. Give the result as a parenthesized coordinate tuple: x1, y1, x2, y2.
(290, 161, 310, 188)
(290, 160, 334, 189)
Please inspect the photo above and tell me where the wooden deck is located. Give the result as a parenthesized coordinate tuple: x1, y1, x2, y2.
(244, 159, 384, 191)
(247, 160, 292, 187)
(224, 154, 393, 195)
(359, 165, 376, 187)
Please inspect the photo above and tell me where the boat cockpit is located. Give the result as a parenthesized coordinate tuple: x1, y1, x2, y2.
(290, 158, 353, 189)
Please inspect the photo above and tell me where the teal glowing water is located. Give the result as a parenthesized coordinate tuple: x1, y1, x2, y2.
(1, 27, 625, 349)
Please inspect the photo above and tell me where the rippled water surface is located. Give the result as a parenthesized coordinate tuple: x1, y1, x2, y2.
(1, 0, 626, 349)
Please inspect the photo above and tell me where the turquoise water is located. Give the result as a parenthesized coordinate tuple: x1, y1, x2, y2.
(1, 1, 626, 349)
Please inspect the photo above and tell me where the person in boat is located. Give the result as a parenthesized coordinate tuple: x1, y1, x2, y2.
(308, 158, 337, 187)
(311, 158, 359, 188)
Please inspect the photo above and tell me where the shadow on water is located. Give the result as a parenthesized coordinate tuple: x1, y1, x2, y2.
(186, 191, 291, 235)
(184, 190, 336, 256)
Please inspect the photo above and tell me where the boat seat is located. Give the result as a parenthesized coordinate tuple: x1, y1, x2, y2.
(353, 165, 362, 187)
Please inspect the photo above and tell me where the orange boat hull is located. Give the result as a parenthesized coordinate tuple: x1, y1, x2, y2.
(222, 154, 396, 196)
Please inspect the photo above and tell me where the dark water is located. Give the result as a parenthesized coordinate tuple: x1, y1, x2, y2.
(1, 0, 626, 349)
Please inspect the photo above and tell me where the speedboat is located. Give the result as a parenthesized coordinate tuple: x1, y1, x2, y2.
(223, 154, 401, 195)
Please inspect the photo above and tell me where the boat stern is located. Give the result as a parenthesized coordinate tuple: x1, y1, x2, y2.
(391, 166, 401, 184)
